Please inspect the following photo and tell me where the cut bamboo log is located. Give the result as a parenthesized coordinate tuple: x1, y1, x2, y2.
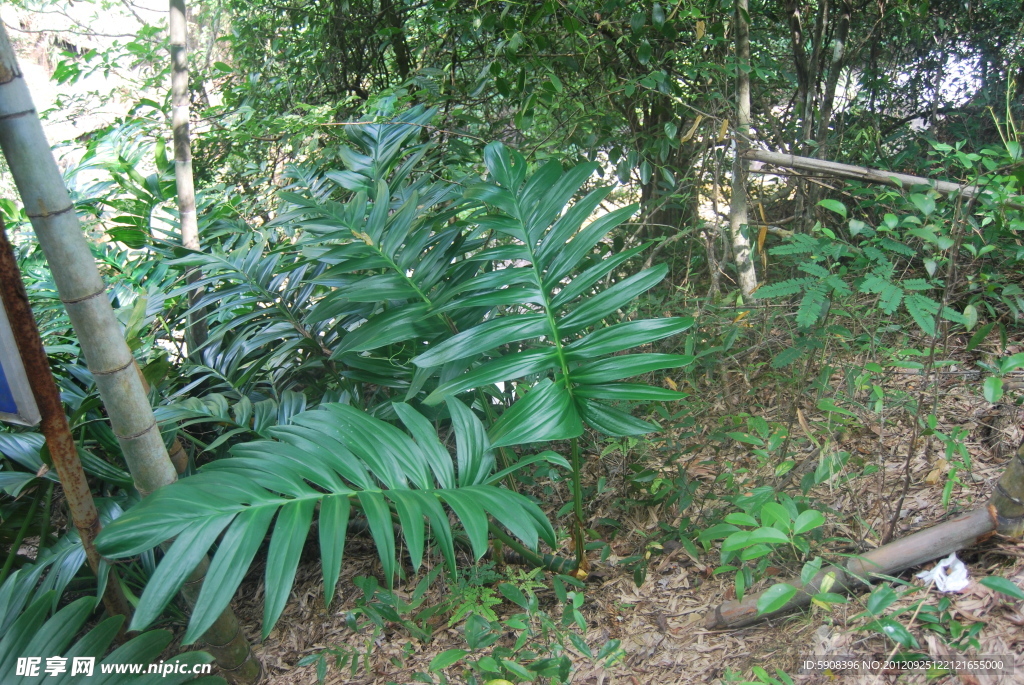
(743, 148, 1024, 210)
(705, 446, 1024, 629)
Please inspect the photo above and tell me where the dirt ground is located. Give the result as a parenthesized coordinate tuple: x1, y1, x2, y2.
(224, 353, 1024, 685)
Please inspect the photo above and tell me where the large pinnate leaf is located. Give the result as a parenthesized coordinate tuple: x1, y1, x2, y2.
(95, 402, 561, 643)
(417, 142, 694, 436)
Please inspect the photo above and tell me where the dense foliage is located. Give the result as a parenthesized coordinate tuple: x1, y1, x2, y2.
(2, 0, 1024, 682)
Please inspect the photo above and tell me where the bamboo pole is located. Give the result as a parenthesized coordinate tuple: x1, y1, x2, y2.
(0, 25, 177, 496)
(729, 0, 758, 297)
(705, 447, 1024, 629)
(0, 219, 133, 623)
(169, 0, 207, 351)
(0, 24, 260, 683)
(742, 148, 1024, 210)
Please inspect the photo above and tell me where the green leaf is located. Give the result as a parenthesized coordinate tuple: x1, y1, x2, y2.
(545, 204, 640, 286)
(393, 402, 456, 488)
(425, 349, 560, 404)
(817, 199, 847, 218)
(387, 490, 426, 572)
(771, 347, 804, 368)
(577, 398, 658, 436)
(130, 514, 235, 632)
(94, 630, 175, 685)
(318, 494, 350, 607)
(910, 193, 936, 216)
(358, 491, 397, 588)
(551, 243, 648, 308)
(757, 583, 798, 615)
(792, 510, 825, 534)
(184, 505, 278, 644)
(565, 317, 694, 359)
(333, 303, 440, 356)
(558, 265, 668, 333)
(488, 379, 583, 448)
(904, 293, 939, 336)
(866, 585, 897, 615)
(448, 398, 494, 486)
(816, 398, 857, 418)
(979, 576, 1024, 599)
(983, 376, 1003, 403)
(413, 314, 548, 367)
(573, 383, 687, 401)
(571, 354, 694, 384)
(721, 531, 751, 551)
(800, 557, 823, 585)
(263, 499, 316, 637)
(862, 618, 919, 648)
(796, 287, 827, 329)
(724, 513, 758, 527)
(429, 649, 468, 672)
(745, 527, 790, 545)
(758, 502, 791, 530)
(499, 582, 530, 608)
(698, 522, 740, 542)
(966, 322, 994, 352)
(439, 489, 490, 559)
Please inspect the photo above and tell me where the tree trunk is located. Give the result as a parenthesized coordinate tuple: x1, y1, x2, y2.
(730, 0, 758, 297)
(170, 0, 207, 352)
(0, 23, 260, 684)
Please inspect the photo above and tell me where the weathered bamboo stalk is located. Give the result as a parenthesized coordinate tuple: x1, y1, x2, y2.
(729, 0, 757, 297)
(0, 218, 133, 622)
(705, 447, 1024, 629)
(0, 24, 260, 683)
(0, 25, 177, 496)
(169, 0, 207, 351)
(743, 148, 1024, 210)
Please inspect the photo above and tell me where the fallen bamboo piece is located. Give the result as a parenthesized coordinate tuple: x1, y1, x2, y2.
(705, 447, 1024, 629)
(742, 149, 1024, 211)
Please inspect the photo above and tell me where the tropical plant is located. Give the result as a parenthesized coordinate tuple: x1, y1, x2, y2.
(94, 117, 696, 642)
(0, 582, 221, 685)
(96, 400, 565, 643)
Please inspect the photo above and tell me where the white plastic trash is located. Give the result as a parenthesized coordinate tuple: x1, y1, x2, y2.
(916, 552, 970, 592)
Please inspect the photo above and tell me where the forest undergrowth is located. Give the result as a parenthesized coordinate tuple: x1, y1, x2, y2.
(233, 306, 1024, 685)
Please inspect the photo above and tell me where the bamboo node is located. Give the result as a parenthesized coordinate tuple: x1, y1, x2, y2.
(204, 621, 242, 650)
(61, 286, 108, 305)
(0, 106, 35, 121)
(26, 202, 74, 220)
(995, 482, 1024, 507)
(92, 357, 135, 377)
(116, 420, 158, 442)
